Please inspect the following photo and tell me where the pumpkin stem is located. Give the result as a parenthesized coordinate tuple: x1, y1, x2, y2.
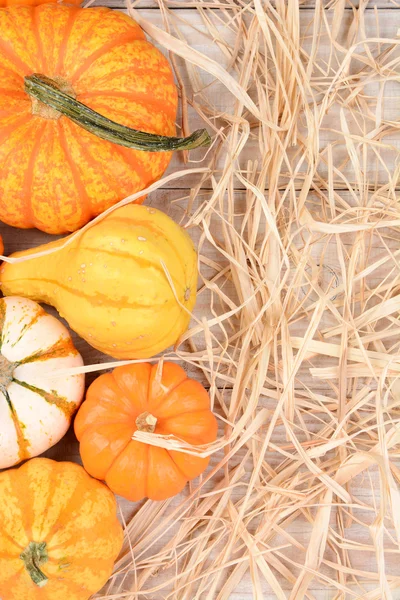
(20, 541, 49, 588)
(0, 354, 15, 391)
(136, 411, 158, 433)
(24, 74, 212, 152)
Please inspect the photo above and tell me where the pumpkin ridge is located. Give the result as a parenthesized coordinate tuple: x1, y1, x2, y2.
(41, 570, 90, 598)
(0, 519, 25, 551)
(3, 389, 31, 463)
(86, 426, 134, 481)
(32, 5, 46, 73)
(0, 470, 31, 545)
(57, 119, 92, 224)
(0, 62, 28, 82)
(22, 120, 48, 229)
(46, 494, 122, 553)
(0, 13, 35, 75)
(84, 62, 170, 86)
(0, 114, 32, 151)
(8, 8, 44, 74)
(44, 473, 91, 545)
(71, 29, 145, 86)
(0, 116, 35, 196)
(18, 335, 78, 364)
(13, 379, 77, 419)
(126, 312, 187, 357)
(148, 375, 189, 413)
(113, 363, 152, 413)
(157, 406, 213, 422)
(45, 554, 118, 589)
(0, 88, 26, 99)
(103, 216, 192, 276)
(20, 461, 62, 543)
(78, 417, 135, 438)
(112, 315, 188, 359)
(62, 118, 135, 199)
(76, 410, 136, 442)
(57, 7, 81, 76)
(0, 117, 39, 227)
(10, 306, 43, 348)
(166, 449, 198, 480)
(103, 135, 153, 190)
(76, 246, 167, 277)
(147, 445, 186, 499)
(161, 410, 218, 444)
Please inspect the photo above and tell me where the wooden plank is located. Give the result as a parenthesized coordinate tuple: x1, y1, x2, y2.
(87, 1, 400, 9)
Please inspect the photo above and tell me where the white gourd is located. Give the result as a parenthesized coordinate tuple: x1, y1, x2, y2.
(0, 296, 85, 468)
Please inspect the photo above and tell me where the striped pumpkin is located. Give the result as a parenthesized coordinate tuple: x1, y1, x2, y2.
(0, 4, 177, 234)
(0, 205, 198, 359)
(0, 458, 123, 600)
(0, 296, 85, 468)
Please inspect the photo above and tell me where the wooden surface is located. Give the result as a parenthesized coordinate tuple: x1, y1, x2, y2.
(3, 1, 400, 599)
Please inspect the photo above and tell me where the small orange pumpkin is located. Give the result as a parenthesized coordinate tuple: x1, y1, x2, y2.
(75, 362, 218, 501)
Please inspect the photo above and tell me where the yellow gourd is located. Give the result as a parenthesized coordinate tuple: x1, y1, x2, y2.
(0, 205, 198, 359)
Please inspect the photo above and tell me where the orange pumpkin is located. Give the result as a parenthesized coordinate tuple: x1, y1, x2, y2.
(75, 362, 218, 501)
(0, 458, 123, 600)
(0, 4, 198, 234)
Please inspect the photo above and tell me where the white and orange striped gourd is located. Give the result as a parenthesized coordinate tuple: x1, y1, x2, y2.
(0, 296, 85, 468)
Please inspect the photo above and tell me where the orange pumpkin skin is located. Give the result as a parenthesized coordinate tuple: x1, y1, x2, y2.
(0, 5, 177, 234)
(0, 458, 123, 600)
(75, 362, 218, 501)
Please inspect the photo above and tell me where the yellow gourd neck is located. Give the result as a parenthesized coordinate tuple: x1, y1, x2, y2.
(0, 239, 62, 301)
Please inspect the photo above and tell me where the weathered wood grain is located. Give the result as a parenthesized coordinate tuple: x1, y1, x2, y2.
(87, 1, 400, 9)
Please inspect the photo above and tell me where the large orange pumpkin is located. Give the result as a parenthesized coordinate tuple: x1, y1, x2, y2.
(75, 362, 218, 501)
(0, 5, 181, 234)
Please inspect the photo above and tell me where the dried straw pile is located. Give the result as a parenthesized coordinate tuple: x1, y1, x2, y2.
(7, 0, 400, 597)
(97, 0, 400, 597)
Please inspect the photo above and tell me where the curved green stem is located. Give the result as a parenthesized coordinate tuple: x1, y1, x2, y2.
(25, 74, 211, 152)
(20, 541, 49, 588)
